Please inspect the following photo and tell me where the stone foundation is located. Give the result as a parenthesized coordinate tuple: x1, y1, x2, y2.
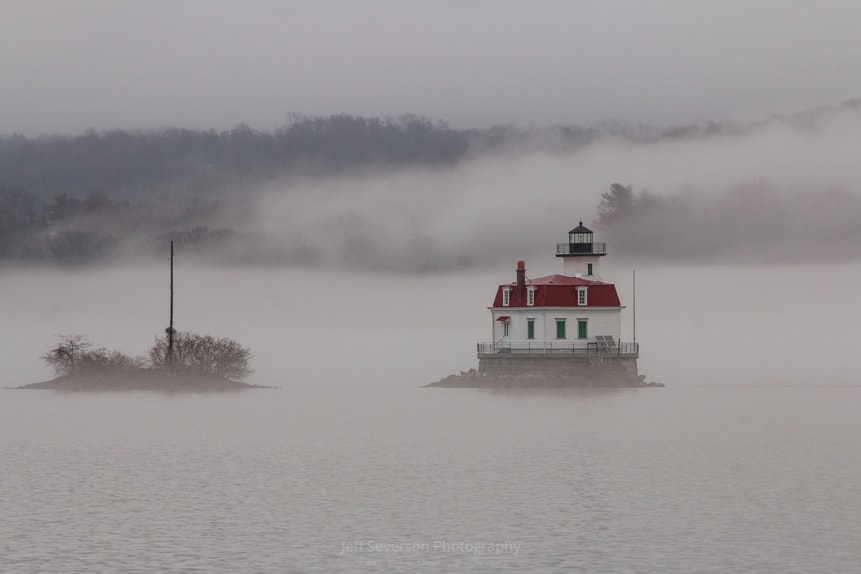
(427, 356, 661, 388)
(479, 355, 638, 379)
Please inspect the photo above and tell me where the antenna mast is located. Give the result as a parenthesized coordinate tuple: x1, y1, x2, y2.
(632, 269, 637, 345)
(168, 240, 174, 367)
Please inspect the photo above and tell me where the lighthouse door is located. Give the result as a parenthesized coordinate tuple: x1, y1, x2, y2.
(495, 316, 512, 351)
(500, 319, 511, 350)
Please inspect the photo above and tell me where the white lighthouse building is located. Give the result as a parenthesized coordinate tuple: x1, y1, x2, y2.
(477, 222, 639, 382)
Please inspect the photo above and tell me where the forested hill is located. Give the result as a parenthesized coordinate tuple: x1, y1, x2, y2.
(5, 100, 858, 203)
(0, 115, 470, 201)
(1, 100, 858, 267)
(0, 113, 618, 265)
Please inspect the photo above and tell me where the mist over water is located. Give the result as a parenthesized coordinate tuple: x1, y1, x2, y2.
(247, 104, 861, 270)
(3, 242, 858, 571)
(2, 189, 859, 571)
(3, 261, 858, 389)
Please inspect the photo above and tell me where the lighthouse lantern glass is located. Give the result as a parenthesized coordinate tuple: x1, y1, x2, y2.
(569, 231, 592, 244)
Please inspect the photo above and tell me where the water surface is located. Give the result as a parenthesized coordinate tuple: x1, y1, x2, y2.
(2, 264, 859, 572)
(2, 385, 859, 573)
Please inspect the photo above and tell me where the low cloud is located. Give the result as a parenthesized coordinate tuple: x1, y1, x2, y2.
(251, 104, 861, 269)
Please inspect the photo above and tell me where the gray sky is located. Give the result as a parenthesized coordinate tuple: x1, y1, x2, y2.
(2, 0, 860, 135)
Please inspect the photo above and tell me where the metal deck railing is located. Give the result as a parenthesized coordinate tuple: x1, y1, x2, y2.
(556, 242, 607, 255)
(477, 341, 638, 358)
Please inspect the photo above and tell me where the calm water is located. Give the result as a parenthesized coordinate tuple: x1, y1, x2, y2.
(2, 384, 860, 573)
(2, 264, 859, 572)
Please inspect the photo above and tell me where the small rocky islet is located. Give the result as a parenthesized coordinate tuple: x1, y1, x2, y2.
(12, 329, 267, 392)
(14, 368, 270, 392)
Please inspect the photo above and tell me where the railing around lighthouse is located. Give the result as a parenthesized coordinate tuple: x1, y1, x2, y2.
(476, 341, 639, 358)
(556, 242, 607, 255)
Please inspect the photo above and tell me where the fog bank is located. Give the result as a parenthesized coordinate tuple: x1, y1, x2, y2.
(2, 102, 859, 271)
(254, 104, 861, 269)
(2, 263, 858, 389)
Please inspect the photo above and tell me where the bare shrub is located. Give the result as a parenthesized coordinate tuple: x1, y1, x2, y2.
(150, 331, 253, 381)
(42, 334, 142, 376)
(41, 334, 93, 376)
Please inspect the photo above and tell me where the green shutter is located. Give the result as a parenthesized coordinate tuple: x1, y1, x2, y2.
(527, 320, 535, 339)
(578, 319, 588, 340)
(587, 263, 593, 275)
(556, 320, 566, 339)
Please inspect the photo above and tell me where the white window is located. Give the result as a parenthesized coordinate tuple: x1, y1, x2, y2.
(503, 321, 510, 337)
(577, 287, 587, 306)
(502, 288, 511, 307)
(526, 286, 536, 306)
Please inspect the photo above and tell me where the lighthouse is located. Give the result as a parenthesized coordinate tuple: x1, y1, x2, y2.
(556, 220, 606, 279)
(477, 222, 639, 384)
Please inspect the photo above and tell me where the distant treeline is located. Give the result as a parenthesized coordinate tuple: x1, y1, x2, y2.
(0, 185, 234, 263)
(0, 114, 475, 263)
(0, 114, 472, 201)
(0, 113, 624, 264)
(1, 101, 858, 265)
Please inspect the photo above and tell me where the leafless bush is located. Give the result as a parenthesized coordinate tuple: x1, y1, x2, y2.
(77, 348, 145, 372)
(149, 331, 253, 381)
(42, 334, 92, 376)
(42, 334, 142, 376)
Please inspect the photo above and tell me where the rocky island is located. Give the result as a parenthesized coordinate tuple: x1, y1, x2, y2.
(12, 332, 270, 392)
(10, 241, 273, 392)
(16, 370, 268, 391)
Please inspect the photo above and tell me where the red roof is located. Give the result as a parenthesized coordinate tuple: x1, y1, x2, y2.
(492, 274, 621, 307)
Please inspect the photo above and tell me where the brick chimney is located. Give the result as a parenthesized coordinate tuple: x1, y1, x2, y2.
(516, 260, 526, 298)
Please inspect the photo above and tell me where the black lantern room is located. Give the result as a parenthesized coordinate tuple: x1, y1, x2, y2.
(569, 221, 593, 252)
(556, 221, 607, 257)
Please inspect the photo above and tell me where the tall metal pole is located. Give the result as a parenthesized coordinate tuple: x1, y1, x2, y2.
(168, 240, 174, 368)
(632, 269, 637, 345)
